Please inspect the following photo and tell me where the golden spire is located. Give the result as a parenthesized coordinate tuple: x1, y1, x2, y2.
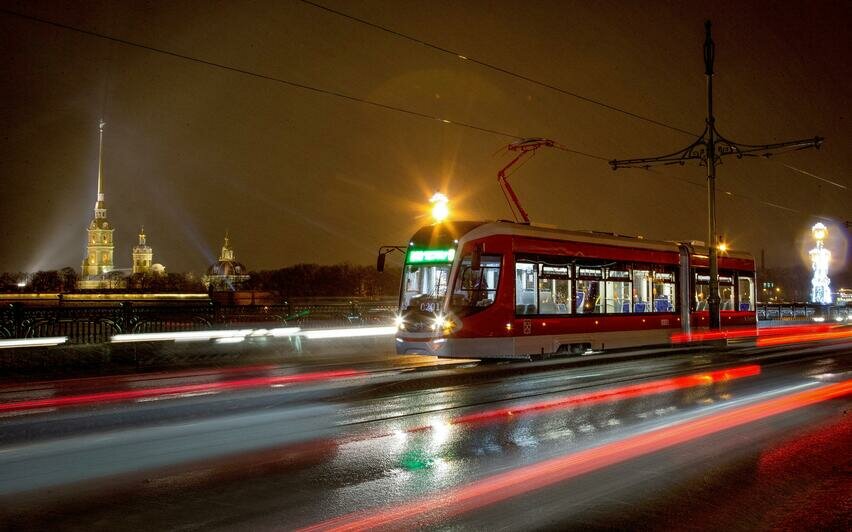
(93, 120, 107, 220)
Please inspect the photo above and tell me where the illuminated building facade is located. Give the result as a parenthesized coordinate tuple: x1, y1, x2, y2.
(79, 121, 123, 289)
(203, 232, 249, 290)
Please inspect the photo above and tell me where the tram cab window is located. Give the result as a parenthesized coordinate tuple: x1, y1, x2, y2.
(538, 265, 571, 315)
(576, 266, 603, 314)
(652, 271, 676, 312)
(515, 262, 537, 314)
(450, 254, 500, 313)
(401, 264, 450, 312)
(719, 274, 735, 311)
(632, 269, 653, 312)
(605, 269, 631, 313)
(738, 275, 755, 311)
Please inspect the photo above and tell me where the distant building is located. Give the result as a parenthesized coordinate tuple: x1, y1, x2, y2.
(79, 121, 125, 289)
(131, 227, 165, 275)
(203, 232, 249, 290)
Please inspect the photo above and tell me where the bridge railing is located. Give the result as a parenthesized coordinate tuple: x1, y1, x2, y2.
(0, 300, 400, 345)
(755, 302, 849, 322)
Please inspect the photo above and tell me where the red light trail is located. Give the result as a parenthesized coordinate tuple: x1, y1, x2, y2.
(756, 328, 852, 347)
(336, 364, 761, 448)
(670, 323, 840, 344)
(447, 365, 760, 426)
(302, 379, 851, 531)
(0, 369, 364, 413)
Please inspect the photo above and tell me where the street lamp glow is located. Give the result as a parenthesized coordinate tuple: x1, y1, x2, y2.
(717, 242, 728, 252)
(430, 192, 449, 223)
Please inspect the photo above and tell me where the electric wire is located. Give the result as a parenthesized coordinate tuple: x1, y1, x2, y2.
(296, 0, 698, 137)
(1, 8, 842, 220)
(0, 8, 520, 142)
(297, 1, 841, 193)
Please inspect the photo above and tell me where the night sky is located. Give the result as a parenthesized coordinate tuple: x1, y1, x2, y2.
(0, 0, 849, 276)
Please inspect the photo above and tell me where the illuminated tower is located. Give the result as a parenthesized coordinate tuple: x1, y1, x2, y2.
(132, 227, 153, 274)
(80, 121, 115, 283)
(809, 223, 832, 304)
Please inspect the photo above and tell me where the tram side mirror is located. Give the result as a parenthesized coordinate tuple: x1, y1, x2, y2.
(471, 244, 482, 271)
(376, 252, 386, 273)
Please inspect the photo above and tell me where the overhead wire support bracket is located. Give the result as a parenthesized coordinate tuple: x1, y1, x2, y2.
(607, 20, 823, 331)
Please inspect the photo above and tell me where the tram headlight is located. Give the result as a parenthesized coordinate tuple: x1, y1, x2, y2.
(394, 315, 406, 330)
(431, 315, 456, 334)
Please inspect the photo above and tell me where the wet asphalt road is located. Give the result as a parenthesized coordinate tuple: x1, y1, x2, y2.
(0, 339, 850, 530)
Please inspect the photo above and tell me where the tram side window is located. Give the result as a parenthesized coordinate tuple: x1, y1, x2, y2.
(738, 275, 755, 311)
(515, 262, 537, 314)
(632, 269, 653, 312)
(695, 272, 710, 311)
(719, 274, 735, 311)
(538, 265, 571, 315)
(652, 271, 677, 312)
(605, 268, 631, 313)
(576, 266, 603, 314)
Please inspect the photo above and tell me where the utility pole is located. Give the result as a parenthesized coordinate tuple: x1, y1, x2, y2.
(610, 21, 822, 330)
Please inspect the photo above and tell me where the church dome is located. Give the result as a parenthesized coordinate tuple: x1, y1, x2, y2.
(206, 260, 246, 276)
(202, 232, 250, 291)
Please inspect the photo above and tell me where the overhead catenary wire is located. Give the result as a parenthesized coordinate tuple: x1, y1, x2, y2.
(0, 8, 842, 220)
(298, 0, 843, 193)
(0, 8, 523, 142)
(296, 0, 698, 138)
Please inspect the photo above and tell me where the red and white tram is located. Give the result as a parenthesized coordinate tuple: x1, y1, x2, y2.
(393, 220, 756, 358)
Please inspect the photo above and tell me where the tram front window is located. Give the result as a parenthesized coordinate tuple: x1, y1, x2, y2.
(450, 255, 501, 314)
(401, 265, 451, 313)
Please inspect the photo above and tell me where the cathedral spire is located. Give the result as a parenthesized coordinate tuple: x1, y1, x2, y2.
(94, 120, 107, 220)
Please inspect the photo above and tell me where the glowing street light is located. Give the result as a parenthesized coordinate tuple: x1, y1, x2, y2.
(430, 192, 449, 223)
(717, 242, 728, 253)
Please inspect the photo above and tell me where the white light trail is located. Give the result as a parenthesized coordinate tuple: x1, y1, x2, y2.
(0, 337, 68, 349)
(301, 326, 397, 340)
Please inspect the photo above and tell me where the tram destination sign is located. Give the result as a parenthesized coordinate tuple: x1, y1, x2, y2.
(406, 248, 456, 264)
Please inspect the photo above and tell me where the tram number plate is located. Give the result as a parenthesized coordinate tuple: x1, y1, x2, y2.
(523, 319, 532, 335)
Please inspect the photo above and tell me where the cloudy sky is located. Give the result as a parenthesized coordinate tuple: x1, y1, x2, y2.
(0, 0, 849, 275)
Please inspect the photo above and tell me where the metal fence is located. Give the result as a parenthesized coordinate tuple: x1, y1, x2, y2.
(0, 300, 399, 345)
(756, 302, 849, 322)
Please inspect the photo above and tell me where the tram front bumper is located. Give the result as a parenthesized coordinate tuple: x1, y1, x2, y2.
(395, 336, 449, 356)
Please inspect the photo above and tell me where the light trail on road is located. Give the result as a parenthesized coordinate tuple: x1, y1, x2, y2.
(338, 364, 761, 445)
(302, 379, 851, 531)
(0, 369, 365, 414)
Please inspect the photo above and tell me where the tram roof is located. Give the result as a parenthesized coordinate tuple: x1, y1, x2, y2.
(447, 220, 754, 262)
